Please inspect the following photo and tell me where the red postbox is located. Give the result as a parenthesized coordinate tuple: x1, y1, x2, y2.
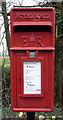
(10, 7, 55, 112)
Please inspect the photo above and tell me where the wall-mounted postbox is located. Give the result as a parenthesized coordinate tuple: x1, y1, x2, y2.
(10, 7, 55, 112)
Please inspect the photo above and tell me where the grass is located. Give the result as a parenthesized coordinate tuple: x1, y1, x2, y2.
(0, 56, 3, 66)
(38, 106, 63, 117)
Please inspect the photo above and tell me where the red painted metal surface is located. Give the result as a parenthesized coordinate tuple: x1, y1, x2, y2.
(10, 7, 55, 112)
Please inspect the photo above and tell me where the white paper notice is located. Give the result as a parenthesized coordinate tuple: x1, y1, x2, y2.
(24, 61, 41, 94)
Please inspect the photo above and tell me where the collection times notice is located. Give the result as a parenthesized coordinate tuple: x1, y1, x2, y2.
(24, 61, 41, 94)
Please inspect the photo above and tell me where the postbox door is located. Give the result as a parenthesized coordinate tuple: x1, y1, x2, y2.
(15, 50, 54, 110)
